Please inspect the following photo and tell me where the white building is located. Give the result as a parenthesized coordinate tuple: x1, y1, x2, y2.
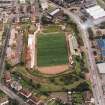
(50, 8, 61, 16)
(86, 5, 105, 20)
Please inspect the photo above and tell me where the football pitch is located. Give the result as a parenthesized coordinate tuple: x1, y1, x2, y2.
(37, 33, 68, 66)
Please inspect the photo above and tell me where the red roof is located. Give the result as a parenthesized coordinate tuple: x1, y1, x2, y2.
(29, 96, 39, 103)
(27, 100, 37, 105)
(19, 89, 32, 98)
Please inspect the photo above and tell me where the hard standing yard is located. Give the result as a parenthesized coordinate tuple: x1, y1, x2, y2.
(37, 33, 68, 67)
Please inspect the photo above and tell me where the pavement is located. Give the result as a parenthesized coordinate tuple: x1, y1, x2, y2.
(50, 2, 105, 105)
(0, 24, 11, 81)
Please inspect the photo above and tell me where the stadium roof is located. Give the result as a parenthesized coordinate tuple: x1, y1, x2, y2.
(86, 5, 105, 19)
(97, 63, 105, 74)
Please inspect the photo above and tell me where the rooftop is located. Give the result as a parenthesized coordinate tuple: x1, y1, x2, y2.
(27, 96, 39, 105)
(86, 5, 105, 19)
(19, 89, 32, 98)
(97, 63, 105, 73)
(11, 81, 22, 91)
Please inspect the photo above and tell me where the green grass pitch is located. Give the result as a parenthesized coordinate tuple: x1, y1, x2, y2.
(37, 33, 68, 66)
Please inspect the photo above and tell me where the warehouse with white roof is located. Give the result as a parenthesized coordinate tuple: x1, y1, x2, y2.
(97, 63, 105, 74)
(86, 5, 105, 20)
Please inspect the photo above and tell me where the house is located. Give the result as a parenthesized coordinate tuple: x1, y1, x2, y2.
(4, 71, 11, 83)
(10, 81, 22, 91)
(83, 91, 94, 105)
(19, 89, 32, 98)
(27, 96, 39, 105)
(0, 97, 9, 105)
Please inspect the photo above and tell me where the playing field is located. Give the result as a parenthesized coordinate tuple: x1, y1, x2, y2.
(37, 33, 68, 67)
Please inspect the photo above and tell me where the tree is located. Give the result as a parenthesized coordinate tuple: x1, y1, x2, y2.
(41, 16, 53, 25)
(5, 61, 11, 70)
(87, 28, 94, 40)
(73, 82, 90, 92)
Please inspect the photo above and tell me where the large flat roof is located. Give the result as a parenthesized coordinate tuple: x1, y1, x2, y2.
(86, 5, 105, 19)
(28, 34, 35, 68)
(97, 63, 105, 73)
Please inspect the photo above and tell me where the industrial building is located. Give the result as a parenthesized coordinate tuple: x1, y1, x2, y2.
(86, 5, 105, 20)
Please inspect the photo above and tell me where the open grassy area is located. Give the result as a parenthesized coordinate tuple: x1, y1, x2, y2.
(12, 66, 85, 92)
(37, 33, 68, 66)
(43, 25, 61, 33)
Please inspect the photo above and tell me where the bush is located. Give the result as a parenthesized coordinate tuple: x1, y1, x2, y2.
(49, 78, 55, 83)
(5, 61, 12, 70)
(73, 82, 90, 92)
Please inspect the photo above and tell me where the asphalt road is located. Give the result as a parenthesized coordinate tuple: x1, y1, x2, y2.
(0, 24, 11, 81)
